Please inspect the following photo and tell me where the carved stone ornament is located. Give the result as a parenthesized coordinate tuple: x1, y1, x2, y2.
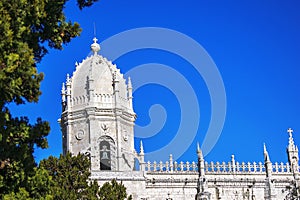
(123, 129, 128, 141)
(101, 123, 109, 134)
(75, 130, 84, 140)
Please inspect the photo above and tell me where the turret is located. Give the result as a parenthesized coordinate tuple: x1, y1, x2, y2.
(287, 128, 299, 177)
(286, 128, 300, 197)
(264, 143, 273, 178)
(127, 77, 133, 110)
(66, 74, 71, 111)
(139, 140, 145, 171)
(61, 83, 66, 103)
(61, 83, 66, 111)
(196, 143, 210, 200)
(113, 70, 120, 108)
(197, 143, 205, 176)
(263, 143, 276, 200)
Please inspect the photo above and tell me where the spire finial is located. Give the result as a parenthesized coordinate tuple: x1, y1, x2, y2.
(61, 83, 66, 102)
(61, 82, 65, 92)
(197, 142, 200, 153)
(90, 37, 100, 54)
(263, 143, 273, 179)
(288, 128, 295, 147)
(93, 37, 98, 44)
(231, 154, 235, 163)
(288, 128, 294, 138)
(128, 77, 132, 89)
(197, 142, 203, 159)
(66, 73, 70, 84)
(263, 143, 270, 162)
(140, 140, 144, 155)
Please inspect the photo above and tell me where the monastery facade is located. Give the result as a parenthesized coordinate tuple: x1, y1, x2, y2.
(59, 38, 300, 200)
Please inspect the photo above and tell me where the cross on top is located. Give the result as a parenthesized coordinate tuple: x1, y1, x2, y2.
(287, 128, 294, 137)
(93, 37, 98, 44)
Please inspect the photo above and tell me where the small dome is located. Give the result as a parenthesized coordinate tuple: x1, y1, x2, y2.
(71, 56, 114, 98)
(68, 38, 129, 110)
(70, 56, 128, 103)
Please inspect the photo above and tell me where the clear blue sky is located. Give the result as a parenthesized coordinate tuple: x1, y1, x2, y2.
(11, 0, 300, 164)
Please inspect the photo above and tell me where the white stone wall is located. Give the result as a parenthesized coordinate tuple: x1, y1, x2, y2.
(144, 172, 198, 200)
(93, 171, 146, 199)
(91, 171, 296, 200)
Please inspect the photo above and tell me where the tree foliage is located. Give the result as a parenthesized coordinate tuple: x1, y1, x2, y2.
(40, 152, 99, 199)
(0, 0, 79, 105)
(77, 0, 100, 10)
(99, 179, 133, 200)
(0, 0, 98, 197)
(0, 0, 132, 197)
(39, 153, 132, 199)
(0, 113, 50, 196)
(3, 153, 132, 199)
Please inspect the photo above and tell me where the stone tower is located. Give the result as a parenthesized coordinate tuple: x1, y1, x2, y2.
(60, 38, 138, 172)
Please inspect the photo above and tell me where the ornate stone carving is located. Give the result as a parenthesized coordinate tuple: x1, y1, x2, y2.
(122, 129, 129, 141)
(101, 123, 109, 134)
(75, 129, 84, 140)
(123, 134, 129, 141)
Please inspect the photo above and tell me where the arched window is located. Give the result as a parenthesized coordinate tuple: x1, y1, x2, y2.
(100, 141, 111, 170)
(98, 135, 116, 171)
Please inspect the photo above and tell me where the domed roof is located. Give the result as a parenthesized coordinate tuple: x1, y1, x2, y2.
(69, 38, 128, 103)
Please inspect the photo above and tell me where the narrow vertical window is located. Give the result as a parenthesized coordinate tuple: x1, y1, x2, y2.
(100, 141, 111, 170)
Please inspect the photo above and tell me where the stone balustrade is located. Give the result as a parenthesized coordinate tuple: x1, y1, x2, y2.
(143, 160, 294, 174)
(70, 93, 113, 106)
(144, 161, 198, 172)
(70, 93, 132, 107)
(71, 95, 88, 106)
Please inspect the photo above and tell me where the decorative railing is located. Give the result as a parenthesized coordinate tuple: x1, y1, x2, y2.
(144, 161, 198, 172)
(70, 93, 133, 108)
(143, 160, 293, 174)
(94, 94, 113, 104)
(70, 94, 114, 106)
(71, 95, 88, 106)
